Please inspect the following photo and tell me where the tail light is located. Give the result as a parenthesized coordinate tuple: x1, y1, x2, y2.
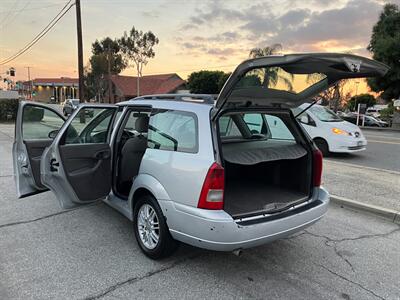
(197, 163, 224, 210)
(313, 149, 323, 187)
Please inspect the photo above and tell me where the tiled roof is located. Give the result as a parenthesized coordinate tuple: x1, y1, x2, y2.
(111, 73, 186, 97)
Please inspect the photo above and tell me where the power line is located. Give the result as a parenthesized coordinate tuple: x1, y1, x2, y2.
(0, 0, 30, 29)
(0, 0, 21, 27)
(0, 3, 65, 14)
(0, 0, 74, 66)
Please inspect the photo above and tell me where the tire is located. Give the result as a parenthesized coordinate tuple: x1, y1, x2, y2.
(133, 194, 178, 259)
(314, 138, 329, 156)
(63, 109, 67, 116)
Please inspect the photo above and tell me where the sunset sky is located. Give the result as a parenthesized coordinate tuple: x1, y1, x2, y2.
(1, 0, 398, 92)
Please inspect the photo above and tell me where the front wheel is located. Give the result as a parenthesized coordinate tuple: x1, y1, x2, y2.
(133, 194, 178, 259)
(314, 138, 329, 156)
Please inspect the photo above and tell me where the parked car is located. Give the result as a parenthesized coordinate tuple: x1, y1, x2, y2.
(13, 53, 388, 259)
(366, 105, 388, 118)
(63, 98, 94, 117)
(341, 114, 388, 127)
(294, 104, 367, 155)
(62, 99, 80, 116)
(363, 115, 389, 127)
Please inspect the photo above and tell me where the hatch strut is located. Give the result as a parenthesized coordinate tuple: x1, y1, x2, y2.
(294, 100, 318, 118)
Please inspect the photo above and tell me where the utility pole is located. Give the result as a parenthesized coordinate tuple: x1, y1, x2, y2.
(107, 47, 112, 104)
(355, 81, 360, 125)
(25, 66, 31, 100)
(75, 0, 85, 103)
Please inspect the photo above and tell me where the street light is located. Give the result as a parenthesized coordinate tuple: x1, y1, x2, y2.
(354, 81, 360, 125)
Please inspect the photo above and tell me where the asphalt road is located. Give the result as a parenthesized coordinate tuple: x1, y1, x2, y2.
(322, 128, 400, 211)
(1, 123, 400, 299)
(327, 129, 400, 172)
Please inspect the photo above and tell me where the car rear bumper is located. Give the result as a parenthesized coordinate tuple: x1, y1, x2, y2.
(159, 187, 330, 251)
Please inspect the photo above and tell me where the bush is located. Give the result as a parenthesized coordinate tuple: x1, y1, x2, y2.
(346, 94, 376, 111)
(0, 99, 19, 122)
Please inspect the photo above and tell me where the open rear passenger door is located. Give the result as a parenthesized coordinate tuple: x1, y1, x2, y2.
(39, 104, 118, 208)
(13, 101, 66, 198)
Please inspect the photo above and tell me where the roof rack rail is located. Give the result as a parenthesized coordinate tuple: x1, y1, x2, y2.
(133, 94, 215, 104)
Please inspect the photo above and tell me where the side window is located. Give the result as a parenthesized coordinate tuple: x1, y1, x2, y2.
(218, 115, 241, 137)
(264, 114, 295, 140)
(22, 105, 64, 139)
(64, 107, 115, 144)
(298, 112, 316, 127)
(243, 113, 265, 134)
(148, 110, 198, 153)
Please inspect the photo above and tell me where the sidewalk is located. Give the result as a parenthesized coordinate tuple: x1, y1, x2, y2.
(323, 159, 400, 211)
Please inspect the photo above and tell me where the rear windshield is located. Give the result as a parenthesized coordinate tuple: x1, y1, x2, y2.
(234, 67, 327, 94)
(219, 112, 295, 141)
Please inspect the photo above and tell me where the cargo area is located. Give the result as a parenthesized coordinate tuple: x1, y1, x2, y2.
(217, 111, 312, 218)
(223, 146, 312, 218)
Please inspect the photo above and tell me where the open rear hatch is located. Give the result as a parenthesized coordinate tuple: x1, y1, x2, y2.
(214, 53, 389, 114)
(214, 53, 388, 219)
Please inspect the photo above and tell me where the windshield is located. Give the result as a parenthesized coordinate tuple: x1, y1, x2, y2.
(310, 106, 342, 122)
(72, 100, 79, 105)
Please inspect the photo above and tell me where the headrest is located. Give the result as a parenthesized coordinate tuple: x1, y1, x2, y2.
(135, 115, 149, 132)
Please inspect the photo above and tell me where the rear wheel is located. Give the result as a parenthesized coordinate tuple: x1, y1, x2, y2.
(133, 194, 178, 259)
(314, 138, 329, 156)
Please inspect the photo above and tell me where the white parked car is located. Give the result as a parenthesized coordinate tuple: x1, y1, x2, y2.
(294, 104, 367, 155)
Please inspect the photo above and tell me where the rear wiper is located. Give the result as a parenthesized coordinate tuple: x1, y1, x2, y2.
(294, 100, 317, 118)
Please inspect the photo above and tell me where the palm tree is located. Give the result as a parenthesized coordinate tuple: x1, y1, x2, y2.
(248, 44, 293, 91)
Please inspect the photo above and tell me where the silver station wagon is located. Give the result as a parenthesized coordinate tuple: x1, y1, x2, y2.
(13, 53, 388, 259)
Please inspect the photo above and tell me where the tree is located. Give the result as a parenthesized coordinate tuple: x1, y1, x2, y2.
(187, 71, 230, 94)
(367, 4, 400, 101)
(346, 94, 376, 111)
(248, 44, 293, 90)
(312, 80, 347, 111)
(119, 26, 159, 96)
(85, 37, 126, 102)
(217, 72, 231, 92)
(236, 74, 262, 88)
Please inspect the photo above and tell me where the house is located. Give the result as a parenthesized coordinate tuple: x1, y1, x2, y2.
(110, 73, 186, 103)
(22, 77, 79, 103)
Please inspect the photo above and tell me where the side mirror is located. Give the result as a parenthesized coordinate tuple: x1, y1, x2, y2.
(300, 115, 308, 124)
(48, 129, 59, 139)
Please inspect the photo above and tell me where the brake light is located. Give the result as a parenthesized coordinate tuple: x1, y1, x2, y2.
(313, 149, 323, 187)
(197, 163, 225, 210)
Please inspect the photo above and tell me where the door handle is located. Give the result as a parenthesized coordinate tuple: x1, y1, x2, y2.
(50, 158, 59, 172)
(94, 150, 110, 160)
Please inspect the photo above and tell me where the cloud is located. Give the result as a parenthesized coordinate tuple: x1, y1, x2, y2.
(177, 0, 386, 60)
(142, 11, 159, 18)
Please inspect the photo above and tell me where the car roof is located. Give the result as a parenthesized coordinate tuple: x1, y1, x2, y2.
(117, 94, 215, 113)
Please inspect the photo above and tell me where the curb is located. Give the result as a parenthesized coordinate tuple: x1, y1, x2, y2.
(330, 195, 400, 224)
(360, 126, 400, 132)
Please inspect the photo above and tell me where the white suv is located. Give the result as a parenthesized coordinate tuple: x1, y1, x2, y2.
(13, 53, 388, 259)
